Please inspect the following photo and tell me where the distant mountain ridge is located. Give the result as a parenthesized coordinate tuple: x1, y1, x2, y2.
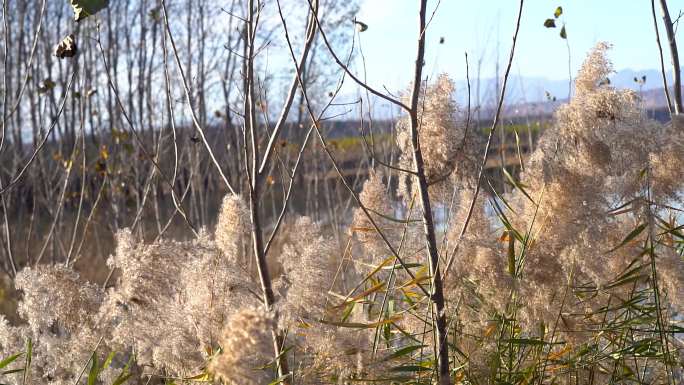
(453, 67, 684, 106)
(331, 67, 682, 122)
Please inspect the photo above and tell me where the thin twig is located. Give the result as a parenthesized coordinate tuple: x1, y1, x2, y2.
(161, 0, 237, 195)
(0, 70, 77, 196)
(304, 0, 410, 112)
(445, 0, 525, 276)
(95, 29, 198, 236)
(279, 0, 430, 299)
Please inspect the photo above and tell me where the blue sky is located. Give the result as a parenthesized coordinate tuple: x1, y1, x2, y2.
(353, 0, 680, 90)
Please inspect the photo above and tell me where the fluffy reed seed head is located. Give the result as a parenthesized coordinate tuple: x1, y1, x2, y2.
(15, 265, 102, 333)
(208, 307, 276, 385)
(215, 194, 251, 261)
(279, 216, 336, 324)
(396, 73, 481, 203)
(350, 170, 398, 267)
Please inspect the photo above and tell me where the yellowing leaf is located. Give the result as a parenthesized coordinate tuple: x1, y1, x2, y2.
(398, 265, 429, 289)
(334, 282, 386, 308)
(351, 226, 376, 233)
(484, 323, 497, 337)
(548, 345, 572, 360)
(554, 6, 563, 18)
(184, 372, 211, 382)
(548, 364, 569, 372)
(400, 288, 420, 299)
(321, 316, 401, 329)
(70, 0, 108, 21)
(99, 145, 109, 160)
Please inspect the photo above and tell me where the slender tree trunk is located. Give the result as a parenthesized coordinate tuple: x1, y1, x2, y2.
(407, 1, 451, 383)
(243, 0, 290, 381)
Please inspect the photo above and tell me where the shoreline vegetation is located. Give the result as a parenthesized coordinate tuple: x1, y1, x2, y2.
(0, 1, 683, 384)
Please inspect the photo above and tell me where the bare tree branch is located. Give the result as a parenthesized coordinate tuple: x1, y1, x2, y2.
(444, 0, 525, 278)
(658, 0, 682, 114)
(161, 0, 237, 195)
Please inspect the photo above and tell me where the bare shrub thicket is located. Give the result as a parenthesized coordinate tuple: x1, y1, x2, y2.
(0, 1, 683, 385)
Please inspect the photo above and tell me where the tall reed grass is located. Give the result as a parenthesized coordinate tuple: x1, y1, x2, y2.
(0, 43, 683, 385)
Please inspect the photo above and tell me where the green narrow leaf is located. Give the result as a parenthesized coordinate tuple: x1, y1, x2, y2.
(101, 351, 116, 373)
(609, 223, 647, 252)
(390, 364, 432, 372)
(604, 259, 648, 289)
(560, 25, 567, 39)
(110, 354, 135, 385)
(2, 368, 24, 376)
(502, 168, 535, 205)
(261, 346, 293, 369)
(487, 180, 517, 214)
(268, 374, 292, 385)
(502, 338, 561, 346)
(367, 207, 421, 224)
(381, 345, 427, 362)
(514, 128, 525, 170)
(111, 373, 133, 385)
(87, 353, 98, 385)
(382, 323, 391, 343)
(2, 368, 25, 375)
(341, 302, 355, 323)
(489, 197, 524, 243)
(639, 167, 648, 180)
(0, 353, 23, 370)
(22, 339, 32, 385)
